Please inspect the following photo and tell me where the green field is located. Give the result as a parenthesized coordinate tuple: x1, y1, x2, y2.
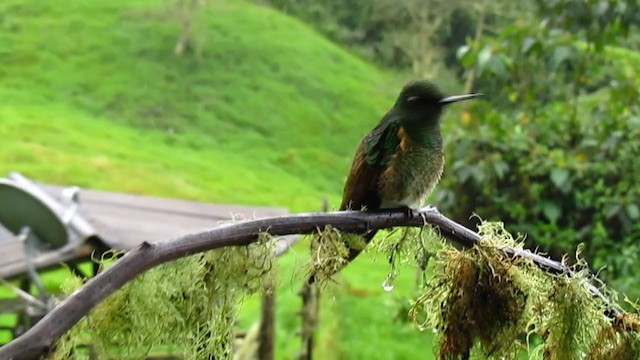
(0, 0, 443, 358)
(0, 0, 407, 210)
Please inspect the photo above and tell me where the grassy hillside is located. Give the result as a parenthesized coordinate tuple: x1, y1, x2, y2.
(0, 0, 442, 358)
(0, 0, 401, 211)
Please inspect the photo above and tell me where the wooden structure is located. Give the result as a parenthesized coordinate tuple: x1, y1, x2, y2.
(0, 173, 291, 280)
(0, 172, 294, 349)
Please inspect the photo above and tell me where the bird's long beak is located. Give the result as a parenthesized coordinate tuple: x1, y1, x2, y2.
(439, 93, 483, 105)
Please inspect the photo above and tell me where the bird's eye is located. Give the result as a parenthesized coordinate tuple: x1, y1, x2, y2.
(406, 95, 420, 102)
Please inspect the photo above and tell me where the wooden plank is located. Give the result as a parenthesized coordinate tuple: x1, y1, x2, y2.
(77, 202, 235, 249)
(40, 184, 289, 219)
(0, 240, 95, 279)
(0, 179, 293, 278)
(38, 184, 291, 250)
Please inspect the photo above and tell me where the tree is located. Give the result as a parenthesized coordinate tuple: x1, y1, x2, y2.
(441, 0, 640, 299)
(167, 0, 207, 57)
(373, 0, 459, 78)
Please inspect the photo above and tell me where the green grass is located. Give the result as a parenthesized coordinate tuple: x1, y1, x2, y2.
(0, 0, 403, 211)
(0, 0, 442, 358)
(0, 104, 330, 210)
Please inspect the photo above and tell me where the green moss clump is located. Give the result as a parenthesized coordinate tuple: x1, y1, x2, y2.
(534, 274, 609, 360)
(585, 323, 640, 360)
(306, 225, 352, 287)
(49, 235, 275, 360)
(409, 221, 640, 360)
(410, 223, 527, 360)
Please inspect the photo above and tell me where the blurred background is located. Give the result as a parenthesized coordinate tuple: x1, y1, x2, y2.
(1, 0, 639, 358)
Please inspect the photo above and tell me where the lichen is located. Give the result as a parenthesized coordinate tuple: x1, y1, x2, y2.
(48, 219, 640, 360)
(410, 222, 527, 360)
(48, 234, 275, 360)
(305, 225, 352, 286)
(584, 323, 640, 360)
(408, 221, 640, 360)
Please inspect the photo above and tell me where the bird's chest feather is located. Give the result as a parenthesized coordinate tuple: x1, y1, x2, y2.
(378, 128, 444, 208)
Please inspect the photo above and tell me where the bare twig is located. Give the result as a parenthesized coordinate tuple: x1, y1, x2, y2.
(258, 278, 275, 360)
(297, 199, 328, 360)
(297, 281, 320, 360)
(0, 207, 623, 359)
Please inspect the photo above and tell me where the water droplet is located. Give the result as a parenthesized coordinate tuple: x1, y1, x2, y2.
(418, 326, 426, 332)
(432, 328, 438, 334)
(381, 273, 395, 292)
(382, 279, 394, 291)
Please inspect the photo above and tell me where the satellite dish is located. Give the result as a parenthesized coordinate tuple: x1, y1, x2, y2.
(0, 179, 68, 250)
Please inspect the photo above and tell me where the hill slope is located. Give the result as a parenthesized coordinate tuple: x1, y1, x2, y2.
(0, 0, 398, 211)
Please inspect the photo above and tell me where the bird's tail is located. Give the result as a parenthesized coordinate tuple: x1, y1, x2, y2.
(346, 229, 377, 263)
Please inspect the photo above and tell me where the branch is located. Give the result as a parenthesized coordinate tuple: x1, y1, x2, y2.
(0, 207, 623, 359)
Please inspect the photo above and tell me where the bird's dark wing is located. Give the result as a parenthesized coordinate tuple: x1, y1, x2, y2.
(340, 111, 400, 211)
(307, 112, 401, 285)
(362, 110, 401, 166)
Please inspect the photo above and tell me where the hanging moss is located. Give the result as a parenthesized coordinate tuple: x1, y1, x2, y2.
(306, 225, 431, 289)
(47, 218, 640, 360)
(49, 234, 275, 360)
(407, 221, 640, 360)
(409, 223, 528, 360)
(305, 225, 352, 286)
(584, 322, 640, 360)
(534, 274, 608, 360)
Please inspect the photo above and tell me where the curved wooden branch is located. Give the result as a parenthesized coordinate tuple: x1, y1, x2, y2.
(0, 207, 622, 359)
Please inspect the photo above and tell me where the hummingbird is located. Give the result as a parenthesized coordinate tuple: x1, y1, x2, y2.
(311, 80, 480, 283)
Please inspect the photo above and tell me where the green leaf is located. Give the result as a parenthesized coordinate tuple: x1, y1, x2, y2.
(470, 165, 485, 184)
(551, 46, 575, 69)
(550, 168, 569, 189)
(626, 204, 640, 220)
(541, 201, 561, 222)
(595, 1, 609, 16)
(605, 204, 622, 219)
(457, 165, 472, 183)
(478, 48, 492, 69)
(521, 37, 537, 54)
(493, 160, 509, 179)
(456, 45, 470, 60)
(488, 56, 508, 78)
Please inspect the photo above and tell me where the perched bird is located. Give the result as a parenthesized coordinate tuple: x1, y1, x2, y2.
(310, 80, 480, 284)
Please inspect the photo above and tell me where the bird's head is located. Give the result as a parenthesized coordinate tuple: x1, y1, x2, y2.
(394, 80, 481, 125)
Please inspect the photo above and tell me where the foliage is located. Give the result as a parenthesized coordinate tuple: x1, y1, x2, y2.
(457, 0, 640, 108)
(264, 0, 531, 76)
(438, 0, 640, 300)
(408, 221, 640, 360)
(264, 0, 411, 69)
(49, 237, 275, 359)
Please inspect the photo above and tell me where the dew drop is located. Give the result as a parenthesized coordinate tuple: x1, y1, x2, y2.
(382, 279, 394, 291)
(418, 326, 426, 332)
(432, 328, 438, 334)
(381, 273, 395, 292)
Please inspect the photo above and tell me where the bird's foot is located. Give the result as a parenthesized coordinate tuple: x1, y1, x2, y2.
(398, 206, 418, 219)
(416, 205, 437, 224)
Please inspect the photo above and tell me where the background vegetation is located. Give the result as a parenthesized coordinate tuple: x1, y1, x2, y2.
(1, 0, 639, 358)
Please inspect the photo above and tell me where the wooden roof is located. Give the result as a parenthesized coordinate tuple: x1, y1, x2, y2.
(0, 182, 292, 279)
(39, 184, 290, 249)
